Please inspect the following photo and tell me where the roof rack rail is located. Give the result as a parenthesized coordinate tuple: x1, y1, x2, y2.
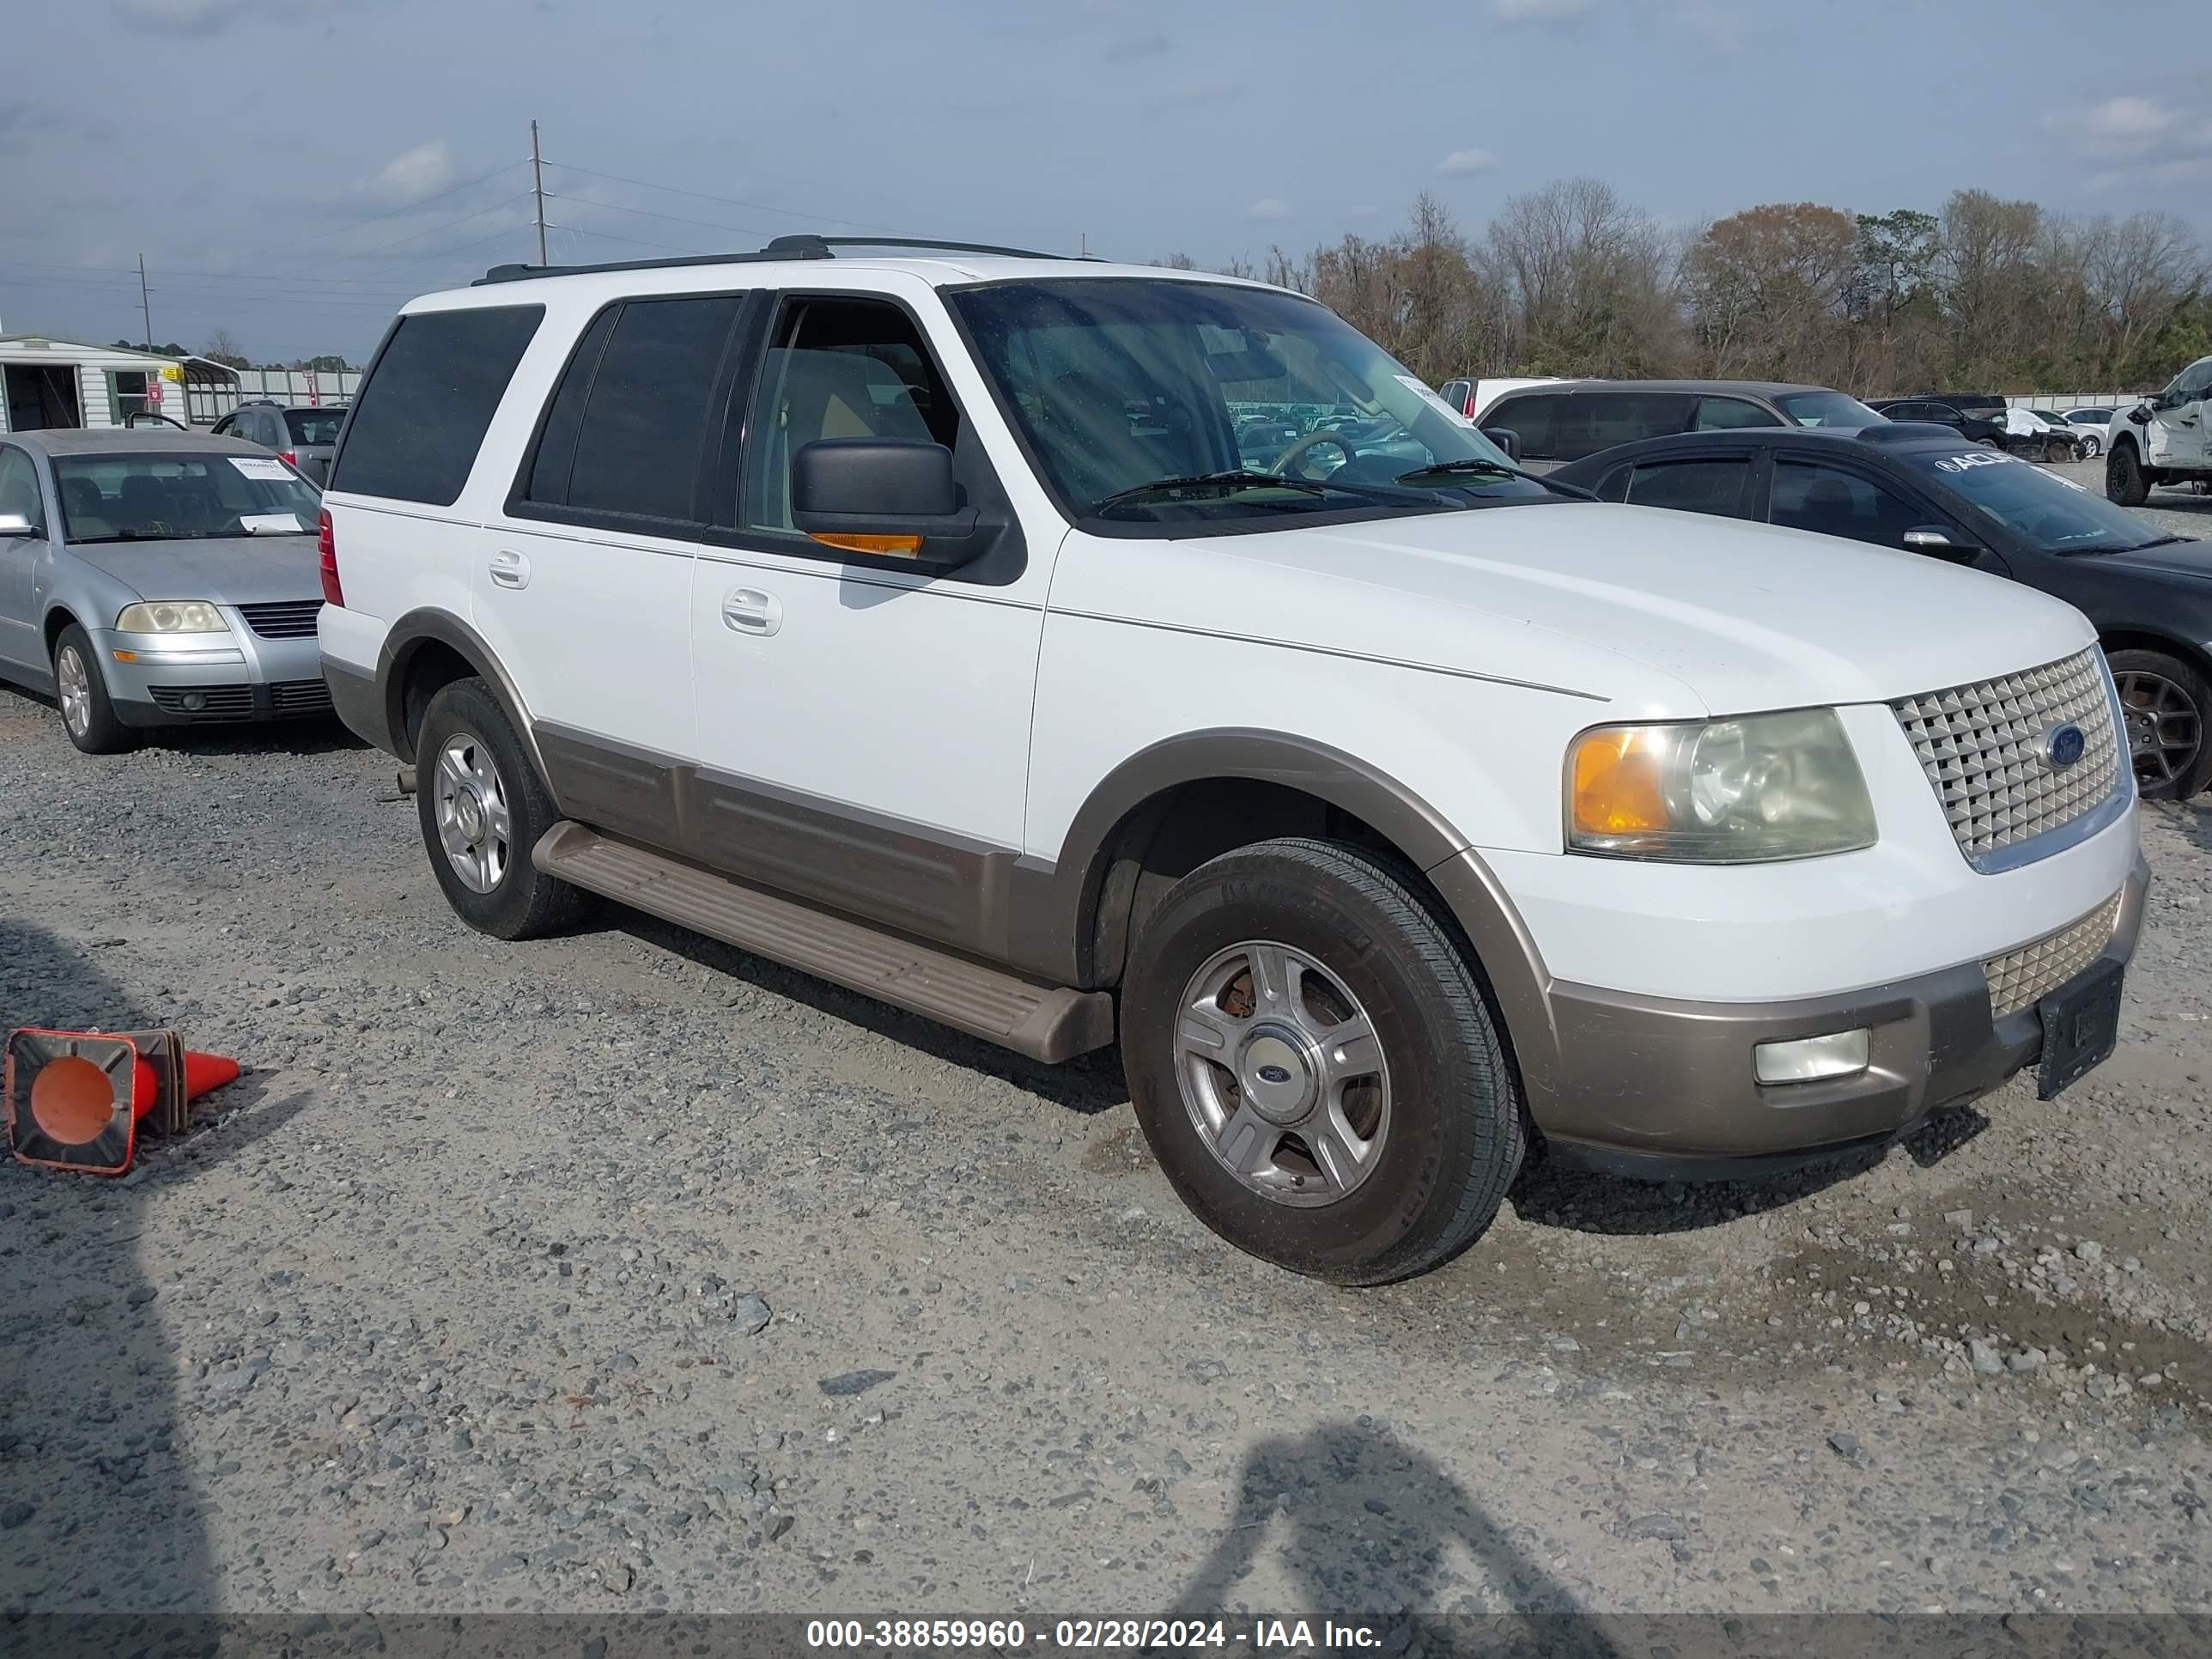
(474, 234, 1091, 286)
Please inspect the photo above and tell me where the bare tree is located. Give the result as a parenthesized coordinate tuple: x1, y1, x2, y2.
(202, 327, 249, 370)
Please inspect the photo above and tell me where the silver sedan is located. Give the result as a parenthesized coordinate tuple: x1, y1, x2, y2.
(0, 428, 331, 754)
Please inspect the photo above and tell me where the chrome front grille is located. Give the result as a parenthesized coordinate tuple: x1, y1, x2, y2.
(1890, 649, 2123, 867)
(1984, 894, 2123, 1019)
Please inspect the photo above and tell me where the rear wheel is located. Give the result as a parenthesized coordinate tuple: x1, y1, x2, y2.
(1120, 837, 1525, 1285)
(2110, 647, 2212, 800)
(414, 677, 590, 939)
(52, 624, 135, 756)
(2107, 442, 2150, 506)
(2078, 433, 2102, 460)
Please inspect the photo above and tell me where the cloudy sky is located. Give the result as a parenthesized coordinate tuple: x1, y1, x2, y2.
(2, 0, 2206, 362)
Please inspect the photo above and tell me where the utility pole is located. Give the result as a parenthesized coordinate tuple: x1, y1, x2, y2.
(530, 120, 549, 268)
(137, 254, 154, 349)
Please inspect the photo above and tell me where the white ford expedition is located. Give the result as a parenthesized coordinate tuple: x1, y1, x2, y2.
(317, 235, 2148, 1285)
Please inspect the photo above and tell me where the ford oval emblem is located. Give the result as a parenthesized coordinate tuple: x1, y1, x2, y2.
(1256, 1064, 1293, 1085)
(2045, 723, 2087, 770)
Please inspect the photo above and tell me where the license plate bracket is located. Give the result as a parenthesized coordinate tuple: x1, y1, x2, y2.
(2036, 955, 2124, 1100)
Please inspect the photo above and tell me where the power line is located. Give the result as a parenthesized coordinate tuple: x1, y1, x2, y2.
(294, 158, 532, 246)
(305, 193, 536, 270)
(543, 222, 711, 256)
(543, 161, 902, 235)
(0, 276, 411, 310)
(542, 191, 780, 245)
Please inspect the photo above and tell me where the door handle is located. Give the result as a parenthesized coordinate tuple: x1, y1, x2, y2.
(488, 550, 530, 590)
(721, 586, 781, 635)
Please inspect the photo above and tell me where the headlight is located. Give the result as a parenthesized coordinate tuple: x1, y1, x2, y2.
(1567, 708, 1875, 862)
(116, 601, 228, 634)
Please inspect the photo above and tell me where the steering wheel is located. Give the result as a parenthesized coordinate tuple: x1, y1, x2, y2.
(1269, 428, 1358, 480)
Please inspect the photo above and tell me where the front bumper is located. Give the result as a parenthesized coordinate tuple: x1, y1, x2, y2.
(1506, 853, 2150, 1178)
(96, 625, 331, 727)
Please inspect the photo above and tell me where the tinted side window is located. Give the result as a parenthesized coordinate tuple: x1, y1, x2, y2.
(1623, 458, 1752, 517)
(1488, 393, 1562, 459)
(520, 307, 619, 508)
(1770, 459, 1924, 548)
(0, 447, 43, 527)
(331, 305, 544, 506)
(564, 295, 744, 521)
(1594, 464, 1631, 503)
(286, 410, 345, 446)
(1692, 397, 1782, 431)
(1553, 392, 1692, 461)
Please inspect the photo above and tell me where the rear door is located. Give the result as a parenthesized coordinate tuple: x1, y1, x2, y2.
(1552, 391, 1695, 463)
(480, 289, 748, 850)
(1595, 448, 1759, 518)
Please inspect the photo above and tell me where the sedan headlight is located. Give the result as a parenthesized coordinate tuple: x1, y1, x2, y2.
(1567, 708, 1875, 862)
(116, 601, 228, 634)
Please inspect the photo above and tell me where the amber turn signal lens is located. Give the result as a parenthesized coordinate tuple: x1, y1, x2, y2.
(806, 532, 924, 557)
(1571, 727, 1670, 836)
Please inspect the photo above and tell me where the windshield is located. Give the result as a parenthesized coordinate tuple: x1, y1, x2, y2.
(1777, 391, 1887, 428)
(948, 277, 1552, 526)
(1905, 447, 2172, 555)
(57, 452, 321, 543)
(285, 410, 346, 446)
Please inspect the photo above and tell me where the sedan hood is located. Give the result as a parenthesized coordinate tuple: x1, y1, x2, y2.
(66, 535, 324, 606)
(2088, 538, 2212, 583)
(1060, 503, 2097, 719)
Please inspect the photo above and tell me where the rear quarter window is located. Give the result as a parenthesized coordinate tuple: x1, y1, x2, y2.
(330, 305, 544, 506)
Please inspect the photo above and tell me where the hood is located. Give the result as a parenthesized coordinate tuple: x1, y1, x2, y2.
(66, 535, 324, 606)
(2087, 538, 2212, 583)
(1059, 503, 2096, 719)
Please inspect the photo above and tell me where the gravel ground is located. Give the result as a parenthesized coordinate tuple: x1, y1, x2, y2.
(7, 495, 2212, 1626)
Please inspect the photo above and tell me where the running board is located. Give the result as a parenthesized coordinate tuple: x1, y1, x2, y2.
(532, 821, 1115, 1063)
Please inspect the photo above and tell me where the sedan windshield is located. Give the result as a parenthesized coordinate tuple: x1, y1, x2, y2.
(57, 452, 320, 543)
(1776, 391, 1887, 428)
(949, 278, 1552, 527)
(1905, 447, 2172, 555)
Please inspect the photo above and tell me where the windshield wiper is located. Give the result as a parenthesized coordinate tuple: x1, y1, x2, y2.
(1392, 457, 1596, 501)
(2062, 533, 2196, 557)
(1092, 470, 1419, 514)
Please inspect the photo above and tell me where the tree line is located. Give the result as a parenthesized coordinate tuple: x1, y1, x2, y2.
(1168, 180, 2212, 397)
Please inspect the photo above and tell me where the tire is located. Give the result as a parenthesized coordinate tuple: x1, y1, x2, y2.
(2107, 647, 2212, 801)
(1120, 836, 1525, 1285)
(414, 676, 590, 939)
(2107, 441, 2150, 506)
(2079, 434, 2101, 460)
(52, 623, 136, 756)
(1975, 437, 2002, 450)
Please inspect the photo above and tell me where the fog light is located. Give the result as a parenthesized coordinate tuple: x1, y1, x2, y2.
(1754, 1029, 1870, 1085)
(180, 691, 208, 712)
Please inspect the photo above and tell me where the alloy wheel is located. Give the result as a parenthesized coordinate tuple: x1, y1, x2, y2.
(2117, 670, 2202, 791)
(1175, 939, 1391, 1207)
(55, 645, 91, 738)
(433, 730, 514, 894)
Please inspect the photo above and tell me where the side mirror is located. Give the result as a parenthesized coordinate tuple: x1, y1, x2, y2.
(0, 514, 35, 538)
(1481, 426, 1522, 461)
(2128, 404, 2153, 425)
(791, 439, 979, 559)
(1902, 525, 1978, 560)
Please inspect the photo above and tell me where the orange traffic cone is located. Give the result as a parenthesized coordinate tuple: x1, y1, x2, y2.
(3, 1027, 240, 1176)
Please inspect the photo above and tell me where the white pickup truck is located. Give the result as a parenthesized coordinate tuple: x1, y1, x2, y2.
(2107, 355, 2212, 505)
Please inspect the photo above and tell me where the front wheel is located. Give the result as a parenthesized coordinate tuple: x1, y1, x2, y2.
(2109, 648, 2212, 801)
(2107, 442, 2150, 506)
(52, 623, 136, 755)
(1120, 837, 1525, 1285)
(414, 677, 590, 939)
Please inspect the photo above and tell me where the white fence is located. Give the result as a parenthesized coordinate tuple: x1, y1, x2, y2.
(2009, 392, 2134, 412)
(183, 366, 361, 426)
